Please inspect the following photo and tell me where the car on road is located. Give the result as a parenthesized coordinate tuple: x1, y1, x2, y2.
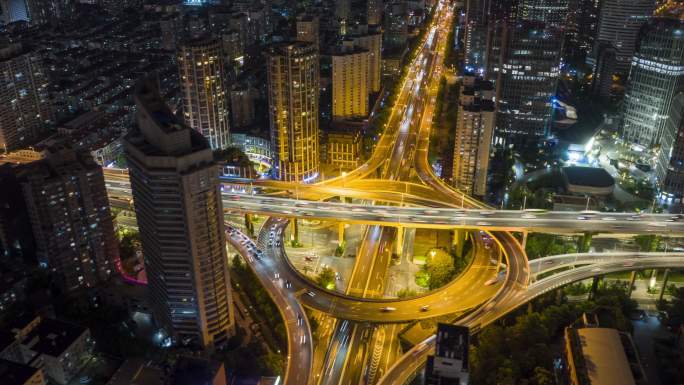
(420, 305, 430, 312)
(381, 307, 396, 312)
(484, 277, 498, 286)
(306, 291, 316, 297)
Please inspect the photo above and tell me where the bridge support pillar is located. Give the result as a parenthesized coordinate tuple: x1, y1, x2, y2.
(589, 276, 600, 300)
(338, 222, 345, 246)
(290, 218, 299, 245)
(628, 271, 637, 298)
(521, 231, 528, 251)
(578, 232, 594, 253)
(451, 229, 466, 258)
(244, 213, 254, 237)
(396, 226, 404, 256)
(659, 269, 671, 303)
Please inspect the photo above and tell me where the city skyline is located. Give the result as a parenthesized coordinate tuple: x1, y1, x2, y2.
(0, 1, 684, 385)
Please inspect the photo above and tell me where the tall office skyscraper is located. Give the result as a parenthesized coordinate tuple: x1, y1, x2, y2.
(493, 21, 562, 148)
(567, 0, 600, 56)
(18, 147, 118, 292)
(178, 36, 230, 150)
(621, 17, 684, 149)
(367, 0, 382, 25)
(453, 75, 495, 198)
(517, 0, 569, 28)
(591, 0, 655, 73)
(464, 0, 516, 76)
(662, 92, 684, 200)
(125, 80, 233, 348)
(464, 0, 491, 74)
(332, 41, 369, 119)
(384, 2, 409, 48)
(348, 26, 382, 93)
(0, 44, 52, 153)
(622, 16, 684, 191)
(266, 42, 320, 183)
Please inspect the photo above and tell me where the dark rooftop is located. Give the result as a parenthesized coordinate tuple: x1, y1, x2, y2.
(169, 357, 223, 385)
(563, 166, 615, 188)
(22, 318, 88, 358)
(0, 330, 15, 353)
(0, 358, 41, 385)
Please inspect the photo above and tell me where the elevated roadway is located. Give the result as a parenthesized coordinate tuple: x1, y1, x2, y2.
(376, 251, 684, 385)
(225, 225, 313, 385)
(221, 194, 684, 234)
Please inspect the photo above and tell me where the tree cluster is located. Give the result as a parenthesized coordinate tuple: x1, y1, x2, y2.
(470, 283, 637, 384)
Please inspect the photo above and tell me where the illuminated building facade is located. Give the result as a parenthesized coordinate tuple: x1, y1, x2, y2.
(517, 0, 569, 28)
(493, 21, 562, 148)
(348, 27, 382, 93)
(662, 92, 684, 200)
(178, 36, 231, 150)
(0, 44, 52, 153)
(621, 17, 684, 150)
(367, 0, 382, 25)
(591, 0, 655, 73)
(453, 74, 495, 197)
(18, 148, 118, 292)
(267, 42, 320, 183)
(332, 41, 369, 119)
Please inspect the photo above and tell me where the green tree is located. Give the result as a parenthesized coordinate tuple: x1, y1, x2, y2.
(232, 254, 244, 271)
(659, 286, 684, 328)
(396, 288, 418, 298)
(316, 267, 336, 290)
(259, 352, 284, 376)
(118, 230, 141, 261)
(425, 251, 456, 290)
(526, 233, 576, 260)
(577, 232, 594, 253)
(415, 270, 430, 288)
(635, 234, 660, 252)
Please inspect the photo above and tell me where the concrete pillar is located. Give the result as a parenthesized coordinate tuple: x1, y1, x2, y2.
(451, 229, 466, 258)
(628, 271, 637, 298)
(244, 213, 253, 236)
(338, 222, 345, 246)
(396, 226, 404, 256)
(291, 218, 299, 244)
(578, 232, 593, 253)
(589, 276, 600, 300)
(521, 231, 528, 251)
(659, 269, 671, 303)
